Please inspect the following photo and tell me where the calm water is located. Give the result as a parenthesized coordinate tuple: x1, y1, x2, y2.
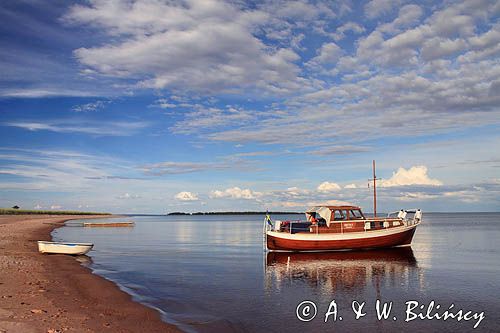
(54, 213, 500, 332)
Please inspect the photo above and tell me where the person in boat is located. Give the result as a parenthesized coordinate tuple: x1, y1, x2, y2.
(309, 214, 318, 224)
(415, 209, 422, 222)
(397, 209, 407, 219)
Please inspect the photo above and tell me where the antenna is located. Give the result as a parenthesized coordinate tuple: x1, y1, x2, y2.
(368, 160, 381, 217)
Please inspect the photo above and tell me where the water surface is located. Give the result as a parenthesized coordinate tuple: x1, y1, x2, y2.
(54, 213, 500, 332)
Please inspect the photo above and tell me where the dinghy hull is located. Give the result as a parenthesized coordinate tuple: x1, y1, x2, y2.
(37, 241, 93, 255)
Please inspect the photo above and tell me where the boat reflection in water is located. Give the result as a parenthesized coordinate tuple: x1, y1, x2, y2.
(74, 254, 93, 266)
(265, 247, 423, 296)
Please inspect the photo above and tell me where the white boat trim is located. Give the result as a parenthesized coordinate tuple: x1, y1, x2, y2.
(266, 222, 419, 241)
(37, 241, 94, 246)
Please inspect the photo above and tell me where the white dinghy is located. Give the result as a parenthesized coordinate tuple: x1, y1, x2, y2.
(37, 241, 93, 255)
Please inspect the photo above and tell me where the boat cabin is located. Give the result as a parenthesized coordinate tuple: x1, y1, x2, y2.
(306, 205, 366, 226)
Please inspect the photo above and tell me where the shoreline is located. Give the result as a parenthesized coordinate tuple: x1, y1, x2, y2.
(0, 214, 179, 333)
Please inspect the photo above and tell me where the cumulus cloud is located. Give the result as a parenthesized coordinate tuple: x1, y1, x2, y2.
(331, 22, 365, 41)
(210, 187, 262, 200)
(313, 199, 353, 206)
(364, 0, 400, 19)
(63, 0, 316, 94)
(344, 184, 357, 189)
(307, 42, 343, 68)
(381, 166, 443, 187)
(117, 193, 140, 199)
(174, 191, 199, 201)
(378, 4, 423, 34)
(268, 198, 354, 209)
(317, 181, 342, 192)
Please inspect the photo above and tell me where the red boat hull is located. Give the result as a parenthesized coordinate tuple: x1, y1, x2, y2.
(266, 225, 417, 251)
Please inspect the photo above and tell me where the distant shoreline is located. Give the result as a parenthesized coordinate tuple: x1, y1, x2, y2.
(167, 211, 302, 216)
(0, 208, 111, 215)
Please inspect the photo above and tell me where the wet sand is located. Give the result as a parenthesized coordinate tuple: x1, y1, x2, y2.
(0, 215, 179, 333)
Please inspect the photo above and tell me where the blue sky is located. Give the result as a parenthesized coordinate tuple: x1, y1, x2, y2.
(0, 0, 499, 213)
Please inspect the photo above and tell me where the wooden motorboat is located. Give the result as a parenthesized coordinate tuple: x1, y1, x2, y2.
(37, 241, 93, 255)
(264, 161, 422, 252)
(265, 206, 420, 251)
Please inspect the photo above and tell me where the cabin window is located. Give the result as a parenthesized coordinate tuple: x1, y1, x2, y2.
(333, 210, 346, 221)
(350, 210, 363, 219)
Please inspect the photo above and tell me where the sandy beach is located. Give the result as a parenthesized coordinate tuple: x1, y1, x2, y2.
(0, 215, 179, 333)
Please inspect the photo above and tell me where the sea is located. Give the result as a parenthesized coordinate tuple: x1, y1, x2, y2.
(53, 213, 500, 332)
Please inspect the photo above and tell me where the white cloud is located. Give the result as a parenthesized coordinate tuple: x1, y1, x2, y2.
(3, 119, 149, 136)
(364, 0, 400, 19)
(65, 0, 308, 94)
(169, 106, 257, 135)
(0, 148, 132, 193)
(72, 100, 110, 112)
(140, 158, 255, 175)
(378, 4, 423, 34)
(0, 88, 97, 98)
(397, 192, 439, 201)
(332, 22, 365, 41)
(50, 205, 62, 210)
(312, 199, 353, 206)
(344, 184, 357, 189)
(210, 187, 262, 200)
(421, 37, 468, 61)
(307, 42, 343, 68)
(442, 189, 481, 203)
(174, 191, 199, 201)
(381, 166, 443, 187)
(117, 193, 140, 199)
(317, 181, 342, 192)
(309, 146, 370, 156)
(269, 201, 305, 208)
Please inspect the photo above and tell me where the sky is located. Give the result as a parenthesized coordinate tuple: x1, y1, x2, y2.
(0, 0, 499, 214)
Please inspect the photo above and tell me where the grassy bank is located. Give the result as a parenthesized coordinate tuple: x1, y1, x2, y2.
(0, 208, 111, 215)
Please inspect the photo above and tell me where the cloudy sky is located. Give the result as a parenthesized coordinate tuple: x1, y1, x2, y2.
(0, 0, 499, 213)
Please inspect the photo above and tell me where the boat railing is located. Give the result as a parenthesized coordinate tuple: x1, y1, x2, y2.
(386, 209, 422, 227)
(264, 218, 305, 234)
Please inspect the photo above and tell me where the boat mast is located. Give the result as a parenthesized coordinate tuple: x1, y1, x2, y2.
(373, 160, 377, 217)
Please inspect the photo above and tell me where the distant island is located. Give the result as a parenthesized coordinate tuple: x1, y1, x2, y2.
(0, 208, 111, 215)
(167, 211, 302, 216)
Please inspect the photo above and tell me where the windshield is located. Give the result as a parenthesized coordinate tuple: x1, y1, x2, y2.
(350, 209, 364, 219)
